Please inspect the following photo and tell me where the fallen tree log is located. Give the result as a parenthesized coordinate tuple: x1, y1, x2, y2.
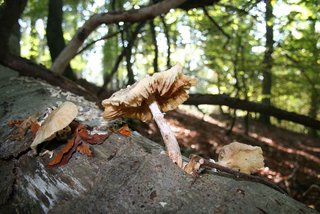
(0, 65, 317, 213)
(185, 94, 320, 130)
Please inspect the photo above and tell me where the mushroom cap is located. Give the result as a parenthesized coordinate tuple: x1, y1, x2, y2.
(102, 63, 197, 122)
(217, 142, 264, 174)
(30, 101, 78, 151)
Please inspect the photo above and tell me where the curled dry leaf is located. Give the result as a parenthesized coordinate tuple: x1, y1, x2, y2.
(48, 135, 76, 167)
(48, 124, 109, 167)
(30, 122, 40, 139)
(31, 101, 78, 153)
(117, 124, 132, 137)
(77, 124, 109, 144)
(7, 116, 38, 141)
(217, 142, 264, 174)
(184, 154, 202, 175)
(77, 144, 93, 157)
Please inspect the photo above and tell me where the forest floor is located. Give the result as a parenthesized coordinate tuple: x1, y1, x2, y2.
(132, 108, 320, 211)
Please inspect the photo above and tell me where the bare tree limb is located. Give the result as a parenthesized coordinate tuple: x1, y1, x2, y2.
(185, 94, 320, 130)
(202, 6, 231, 48)
(52, 0, 188, 75)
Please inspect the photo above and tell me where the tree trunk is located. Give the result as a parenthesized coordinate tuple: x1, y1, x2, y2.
(0, 0, 27, 58)
(47, 0, 76, 80)
(260, 0, 274, 124)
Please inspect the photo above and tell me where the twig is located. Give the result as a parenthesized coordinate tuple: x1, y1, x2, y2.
(199, 158, 287, 194)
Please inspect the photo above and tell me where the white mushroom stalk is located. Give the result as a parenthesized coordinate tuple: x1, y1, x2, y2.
(148, 101, 182, 168)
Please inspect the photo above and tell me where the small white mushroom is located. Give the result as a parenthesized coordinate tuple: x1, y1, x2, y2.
(30, 101, 78, 153)
(102, 63, 197, 168)
(217, 142, 264, 174)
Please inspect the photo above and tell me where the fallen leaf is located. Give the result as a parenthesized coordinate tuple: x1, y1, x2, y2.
(7, 119, 23, 128)
(77, 144, 93, 157)
(184, 154, 201, 175)
(117, 124, 132, 137)
(8, 116, 38, 141)
(59, 135, 82, 166)
(77, 124, 109, 144)
(30, 122, 40, 139)
(48, 135, 75, 167)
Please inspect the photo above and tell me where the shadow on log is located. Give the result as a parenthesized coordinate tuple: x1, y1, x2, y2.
(0, 65, 317, 213)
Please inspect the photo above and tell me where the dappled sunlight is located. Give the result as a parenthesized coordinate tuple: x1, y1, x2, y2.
(250, 133, 320, 164)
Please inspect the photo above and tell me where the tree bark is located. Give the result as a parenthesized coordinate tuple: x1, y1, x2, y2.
(0, 0, 27, 58)
(185, 94, 320, 130)
(51, 0, 188, 75)
(260, 0, 274, 124)
(46, 0, 76, 80)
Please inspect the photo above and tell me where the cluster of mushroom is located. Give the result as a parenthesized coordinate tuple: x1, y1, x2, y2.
(101, 63, 196, 168)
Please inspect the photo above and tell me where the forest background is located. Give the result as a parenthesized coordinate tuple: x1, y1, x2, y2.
(0, 0, 319, 210)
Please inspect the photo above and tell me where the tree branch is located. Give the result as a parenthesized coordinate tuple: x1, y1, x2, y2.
(52, 0, 188, 75)
(202, 6, 231, 48)
(185, 94, 320, 130)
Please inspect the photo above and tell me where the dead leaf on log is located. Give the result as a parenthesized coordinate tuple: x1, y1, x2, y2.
(48, 135, 76, 167)
(7, 115, 38, 141)
(30, 122, 40, 139)
(77, 144, 93, 157)
(78, 124, 109, 144)
(117, 124, 132, 137)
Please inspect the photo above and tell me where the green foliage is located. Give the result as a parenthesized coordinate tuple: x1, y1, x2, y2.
(16, 0, 320, 133)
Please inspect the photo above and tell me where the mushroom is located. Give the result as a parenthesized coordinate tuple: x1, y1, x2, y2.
(217, 142, 264, 174)
(102, 63, 197, 168)
(30, 101, 78, 153)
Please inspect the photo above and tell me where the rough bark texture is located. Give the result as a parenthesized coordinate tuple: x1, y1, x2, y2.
(0, 65, 317, 213)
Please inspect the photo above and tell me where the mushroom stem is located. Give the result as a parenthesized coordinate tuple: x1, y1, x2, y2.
(148, 101, 183, 168)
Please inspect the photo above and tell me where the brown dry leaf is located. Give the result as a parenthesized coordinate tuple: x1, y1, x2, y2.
(77, 144, 93, 157)
(117, 124, 132, 137)
(7, 119, 23, 128)
(8, 116, 38, 141)
(30, 122, 40, 139)
(48, 135, 76, 167)
(184, 154, 201, 175)
(78, 124, 109, 144)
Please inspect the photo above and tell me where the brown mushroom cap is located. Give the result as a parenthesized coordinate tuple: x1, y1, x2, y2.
(102, 63, 197, 122)
(30, 101, 78, 151)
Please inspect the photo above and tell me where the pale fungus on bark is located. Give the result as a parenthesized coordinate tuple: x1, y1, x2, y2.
(102, 63, 197, 168)
(217, 142, 265, 174)
(30, 101, 78, 153)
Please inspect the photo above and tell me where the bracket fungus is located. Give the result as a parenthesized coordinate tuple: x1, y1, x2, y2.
(30, 101, 78, 153)
(217, 142, 265, 174)
(102, 63, 197, 168)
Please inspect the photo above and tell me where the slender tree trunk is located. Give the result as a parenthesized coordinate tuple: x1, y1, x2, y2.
(46, 0, 76, 80)
(260, 0, 274, 124)
(160, 15, 171, 69)
(0, 0, 27, 58)
(150, 20, 159, 73)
